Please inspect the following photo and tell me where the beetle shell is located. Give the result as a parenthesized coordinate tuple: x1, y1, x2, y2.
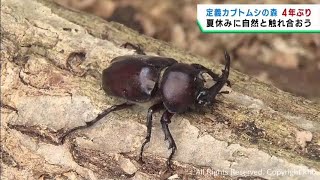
(102, 58, 157, 102)
(160, 63, 204, 113)
(102, 55, 176, 102)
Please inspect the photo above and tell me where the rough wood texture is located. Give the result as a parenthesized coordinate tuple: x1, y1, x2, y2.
(1, 0, 320, 179)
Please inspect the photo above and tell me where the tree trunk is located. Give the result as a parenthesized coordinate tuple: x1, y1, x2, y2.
(1, 0, 319, 179)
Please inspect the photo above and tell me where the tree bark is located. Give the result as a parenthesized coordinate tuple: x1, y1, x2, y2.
(1, 0, 319, 179)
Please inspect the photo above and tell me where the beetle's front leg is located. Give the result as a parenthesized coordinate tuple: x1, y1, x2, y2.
(191, 63, 231, 87)
(120, 42, 146, 55)
(202, 51, 232, 103)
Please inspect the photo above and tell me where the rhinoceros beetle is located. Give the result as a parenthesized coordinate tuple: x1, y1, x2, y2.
(62, 43, 231, 171)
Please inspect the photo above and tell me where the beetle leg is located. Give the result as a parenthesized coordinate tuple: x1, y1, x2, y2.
(160, 110, 176, 171)
(60, 103, 134, 144)
(191, 63, 220, 81)
(120, 42, 146, 55)
(219, 91, 229, 94)
(144, 57, 177, 70)
(139, 103, 164, 163)
(191, 59, 231, 87)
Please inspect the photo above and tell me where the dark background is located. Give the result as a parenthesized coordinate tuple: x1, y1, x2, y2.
(55, 0, 320, 102)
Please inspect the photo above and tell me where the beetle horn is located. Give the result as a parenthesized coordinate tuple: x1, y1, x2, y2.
(205, 51, 231, 102)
